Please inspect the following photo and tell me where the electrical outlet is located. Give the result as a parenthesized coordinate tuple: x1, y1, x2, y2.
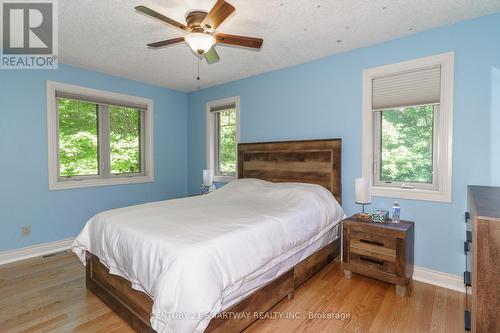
(22, 226, 31, 237)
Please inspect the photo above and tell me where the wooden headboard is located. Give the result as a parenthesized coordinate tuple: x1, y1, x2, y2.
(238, 139, 342, 204)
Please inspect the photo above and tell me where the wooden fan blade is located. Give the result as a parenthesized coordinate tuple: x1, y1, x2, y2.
(204, 47, 220, 64)
(215, 33, 263, 49)
(135, 6, 189, 32)
(147, 37, 185, 48)
(201, 0, 235, 31)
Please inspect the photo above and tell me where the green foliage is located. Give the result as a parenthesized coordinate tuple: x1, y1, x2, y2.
(380, 105, 434, 183)
(58, 99, 98, 176)
(58, 99, 141, 177)
(109, 106, 141, 174)
(217, 109, 237, 176)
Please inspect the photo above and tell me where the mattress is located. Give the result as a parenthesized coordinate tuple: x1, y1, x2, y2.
(221, 223, 341, 310)
(73, 178, 345, 333)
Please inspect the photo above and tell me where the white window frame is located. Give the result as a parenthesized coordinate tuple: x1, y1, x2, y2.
(206, 96, 240, 183)
(362, 52, 454, 202)
(47, 81, 154, 190)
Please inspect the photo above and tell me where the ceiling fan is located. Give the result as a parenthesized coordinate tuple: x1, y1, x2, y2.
(135, 0, 264, 64)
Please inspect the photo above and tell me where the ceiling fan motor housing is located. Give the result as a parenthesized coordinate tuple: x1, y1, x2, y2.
(185, 11, 209, 32)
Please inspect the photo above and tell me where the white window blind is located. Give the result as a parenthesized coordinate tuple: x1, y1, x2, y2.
(372, 65, 441, 110)
(210, 102, 237, 112)
(55, 91, 148, 110)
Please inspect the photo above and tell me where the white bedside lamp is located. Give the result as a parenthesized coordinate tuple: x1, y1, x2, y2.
(201, 169, 216, 194)
(355, 178, 371, 217)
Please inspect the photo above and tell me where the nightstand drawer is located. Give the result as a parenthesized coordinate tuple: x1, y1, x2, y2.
(349, 239, 397, 263)
(350, 230, 396, 251)
(349, 253, 397, 274)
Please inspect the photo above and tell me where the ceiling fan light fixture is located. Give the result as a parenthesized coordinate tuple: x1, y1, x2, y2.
(185, 32, 215, 54)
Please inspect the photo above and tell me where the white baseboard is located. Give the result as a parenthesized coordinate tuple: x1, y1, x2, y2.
(0, 238, 74, 266)
(413, 266, 465, 293)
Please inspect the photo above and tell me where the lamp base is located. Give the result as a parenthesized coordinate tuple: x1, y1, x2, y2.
(200, 184, 216, 195)
(355, 202, 371, 217)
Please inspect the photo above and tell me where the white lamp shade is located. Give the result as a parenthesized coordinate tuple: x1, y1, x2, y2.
(203, 169, 213, 186)
(185, 33, 216, 54)
(355, 178, 371, 204)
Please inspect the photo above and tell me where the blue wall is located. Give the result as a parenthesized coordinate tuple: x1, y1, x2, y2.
(492, 67, 500, 184)
(187, 13, 500, 275)
(0, 64, 188, 252)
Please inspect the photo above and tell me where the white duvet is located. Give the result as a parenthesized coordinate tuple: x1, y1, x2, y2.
(73, 178, 345, 333)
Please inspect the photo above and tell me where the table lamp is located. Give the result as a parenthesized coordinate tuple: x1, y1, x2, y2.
(355, 177, 371, 218)
(200, 169, 216, 194)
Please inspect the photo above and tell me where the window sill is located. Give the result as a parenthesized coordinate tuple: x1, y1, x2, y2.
(213, 175, 236, 183)
(49, 175, 154, 190)
(371, 186, 451, 203)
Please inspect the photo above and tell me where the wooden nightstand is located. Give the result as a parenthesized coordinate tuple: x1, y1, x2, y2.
(343, 214, 414, 296)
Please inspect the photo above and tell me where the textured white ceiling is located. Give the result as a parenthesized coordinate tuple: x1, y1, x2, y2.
(59, 0, 500, 92)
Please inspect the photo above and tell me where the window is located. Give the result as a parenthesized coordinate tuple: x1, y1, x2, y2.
(374, 104, 439, 190)
(362, 53, 454, 202)
(206, 97, 240, 182)
(47, 81, 154, 190)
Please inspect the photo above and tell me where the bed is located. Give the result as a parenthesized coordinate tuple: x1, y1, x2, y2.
(73, 139, 343, 333)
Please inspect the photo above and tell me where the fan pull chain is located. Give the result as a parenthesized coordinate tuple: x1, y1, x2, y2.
(197, 56, 201, 81)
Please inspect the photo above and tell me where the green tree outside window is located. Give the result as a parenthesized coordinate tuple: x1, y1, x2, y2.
(58, 99, 98, 176)
(380, 105, 434, 184)
(217, 109, 237, 176)
(58, 98, 142, 177)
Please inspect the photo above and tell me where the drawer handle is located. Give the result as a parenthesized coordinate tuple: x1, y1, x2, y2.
(464, 310, 471, 331)
(359, 239, 384, 247)
(359, 256, 384, 266)
(465, 212, 470, 223)
(464, 271, 471, 287)
(464, 241, 470, 254)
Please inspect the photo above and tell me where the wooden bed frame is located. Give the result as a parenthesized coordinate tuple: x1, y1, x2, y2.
(85, 138, 342, 332)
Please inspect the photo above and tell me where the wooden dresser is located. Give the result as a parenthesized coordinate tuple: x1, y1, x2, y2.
(343, 215, 414, 296)
(466, 186, 500, 332)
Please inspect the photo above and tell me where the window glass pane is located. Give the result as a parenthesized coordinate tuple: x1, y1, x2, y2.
(217, 109, 237, 176)
(109, 106, 141, 174)
(380, 105, 434, 183)
(58, 98, 99, 177)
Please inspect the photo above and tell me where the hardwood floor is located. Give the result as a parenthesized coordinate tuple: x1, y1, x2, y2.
(0, 252, 465, 333)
